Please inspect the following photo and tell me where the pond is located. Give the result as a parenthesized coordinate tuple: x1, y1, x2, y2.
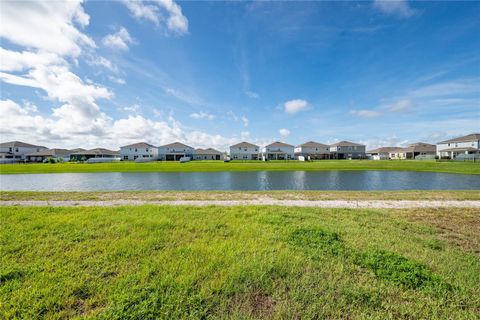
(0, 171, 479, 191)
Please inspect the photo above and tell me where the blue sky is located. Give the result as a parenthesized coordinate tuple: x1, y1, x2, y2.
(0, 0, 479, 150)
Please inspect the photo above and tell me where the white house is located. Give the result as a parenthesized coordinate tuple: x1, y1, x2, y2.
(366, 147, 398, 160)
(262, 141, 295, 160)
(229, 142, 260, 160)
(294, 141, 330, 160)
(120, 142, 158, 161)
(0, 141, 47, 161)
(158, 142, 194, 161)
(194, 148, 223, 160)
(437, 133, 480, 160)
(329, 141, 366, 159)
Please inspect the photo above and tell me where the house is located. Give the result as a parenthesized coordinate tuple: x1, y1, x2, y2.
(25, 148, 80, 162)
(229, 142, 260, 160)
(70, 148, 120, 161)
(0, 141, 47, 161)
(389, 142, 436, 160)
(262, 141, 295, 160)
(294, 141, 330, 160)
(329, 141, 366, 159)
(366, 147, 398, 160)
(120, 142, 158, 161)
(158, 142, 194, 161)
(194, 148, 223, 160)
(436, 133, 480, 160)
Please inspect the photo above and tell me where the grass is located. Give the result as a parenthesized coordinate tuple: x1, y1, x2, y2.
(2, 190, 480, 201)
(1, 205, 479, 319)
(0, 159, 479, 174)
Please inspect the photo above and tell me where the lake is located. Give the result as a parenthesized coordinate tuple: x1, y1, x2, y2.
(0, 171, 479, 191)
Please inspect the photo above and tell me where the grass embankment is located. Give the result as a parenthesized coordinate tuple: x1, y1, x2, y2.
(0, 160, 479, 174)
(1, 205, 479, 318)
(2, 190, 480, 201)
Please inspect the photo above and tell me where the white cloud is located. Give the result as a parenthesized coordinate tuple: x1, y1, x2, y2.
(190, 112, 215, 120)
(102, 27, 135, 51)
(279, 128, 290, 137)
(123, 104, 141, 114)
(86, 55, 118, 72)
(373, 0, 414, 18)
(122, 0, 188, 35)
(0, 48, 61, 72)
(349, 109, 381, 118)
(108, 76, 126, 85)
(284, 99, 308, 114)
(245, 90, 260, 99)
(388, 99, 412, 112)
(241, 116, 249, 127)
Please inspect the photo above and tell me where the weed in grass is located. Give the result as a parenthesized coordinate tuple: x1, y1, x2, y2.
(288, 228, 345, 256)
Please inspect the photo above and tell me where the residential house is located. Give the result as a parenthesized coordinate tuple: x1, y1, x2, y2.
(25, 148, 81, 162)
(229, 142, 260, 160)
(194, 148, 223, 160)
(120, 142, 158, 161)
(294, 141, 330, 160)
(389, 142, 436, 160)
(436, 133, 480, 159)
(329, 141, 366, 159)
(0, 141, 47, 161)
(158, 142, 194, 161)
(70, 148, 120, 161)
(262, 141, 295, 160)
(367, 147, 398, 160)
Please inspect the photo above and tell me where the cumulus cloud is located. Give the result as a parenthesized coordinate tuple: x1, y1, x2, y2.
(122, 0, 188, 35)
(284, 99, 308, 114)
(102, 27, 135, 50)
(349, 109, 381, 118)
(373, 0, 414, 18)
(279, 128, 291, 137)
(190, 112, 215, 120)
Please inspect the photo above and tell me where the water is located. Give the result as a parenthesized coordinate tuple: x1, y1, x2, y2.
(0, 171, 479, 191)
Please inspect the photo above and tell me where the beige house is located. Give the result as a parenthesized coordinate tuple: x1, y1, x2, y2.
(437, 133, 480, 159)
(25, 148, 82, 162)
(229, 142, 259, 160)
(367, 147, 398, 160)
(194, 148, 223, 160)
(329, 141, 366, 159)
(389, 142, 436, 160)
(70, 148, 120, 161)
(294, 141, 330, 160)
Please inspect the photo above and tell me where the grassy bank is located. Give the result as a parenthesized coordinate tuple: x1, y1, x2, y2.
(2, 190, 480, 201)
(0, 160, 479, 174)
(1, 205, 479, 318)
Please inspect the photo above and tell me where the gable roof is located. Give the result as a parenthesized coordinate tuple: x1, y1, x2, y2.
(71, 148, 120, 156)
(0, 141, 47, 149)
(159, 142, 193, 149)
(330, 140, 364, 147)
(195, 148, 222, 155)
(121, 142, 157, 149)
(266, 141, 294, 148)
(367, 147, 398, 154)
(25, 149, 71, 157)
(230, 141, 259, 148)
(297, 141, 329, 148)
(390, 143, 436, 153)
(438, 133, 480, 144)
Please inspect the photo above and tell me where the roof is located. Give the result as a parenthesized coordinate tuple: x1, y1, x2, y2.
(71, 148, 120, 156)
(367, 147, 398, 154)
(0, 141, 47, 149)
(230, 141, 259, 148)
(330, 140, 365, 147)
(195, 148, 222, 155)
(297, 141, 328, 148)
(439, 147, 478, 152)
(159, 142, 193, 149)
(404, 142, 436, 153)
(25, 149, 71, 157)
(121, 142, 157, 148)
(266, 141, 294, 148)
(438, 133, 480, 144)
(68, 148, 85, 153)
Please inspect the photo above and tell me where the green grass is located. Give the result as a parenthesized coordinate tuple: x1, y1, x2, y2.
(1, 160, 479, 174)
(2, 190, 480, 201)
(1, 205, 479, 319)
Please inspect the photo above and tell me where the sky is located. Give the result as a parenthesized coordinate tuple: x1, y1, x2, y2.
(0, 0, 479, 151)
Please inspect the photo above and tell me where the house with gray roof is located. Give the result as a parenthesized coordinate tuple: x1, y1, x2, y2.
(0, 141, 47, 161)
(194, 148, 223, 160)
(262, 141, 295, 160)
(366, 147, 398, 160)
(389, 142, 436, 160)
(329, 141, 366, 159)
(229, 142, 260, 160)
(70, 148, 120, 162)
(25, 148, 79, 162)
(437, 133, 480, 159)
(294, 141, 330, 160)
(120, 142, 158, 161)
(158, 142, 194, 161)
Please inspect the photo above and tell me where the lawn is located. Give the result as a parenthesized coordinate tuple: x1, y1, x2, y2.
(0, 160, 479, 174)
(1, 205, 479, 319)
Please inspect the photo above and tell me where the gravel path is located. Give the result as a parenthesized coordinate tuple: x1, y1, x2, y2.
(1, 199, 480, 208)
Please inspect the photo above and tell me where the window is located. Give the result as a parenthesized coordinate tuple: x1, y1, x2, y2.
(146, 148, 149, 152)
(134, 155, 138, 160)
(15, 148, 19, 152)
(135, 148, 137, 152)
(9, 147, 12, 152)
(123, 156, 128, 160)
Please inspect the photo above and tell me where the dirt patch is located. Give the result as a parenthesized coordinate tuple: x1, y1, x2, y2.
(229, 291, 276, 318)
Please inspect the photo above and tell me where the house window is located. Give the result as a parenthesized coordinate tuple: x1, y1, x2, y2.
(135, 148, 137, 152)
(15, 148, 19, 152)
(134, 155, 138, 160)
(146, 148, 149, 152)
(123, 156, 128, 160)
(9, 147, 12, 152)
